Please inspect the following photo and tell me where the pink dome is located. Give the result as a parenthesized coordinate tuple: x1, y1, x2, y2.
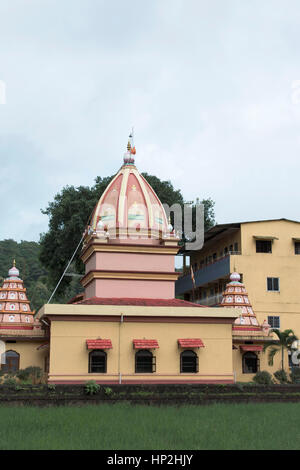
(89, 162, 169, 235)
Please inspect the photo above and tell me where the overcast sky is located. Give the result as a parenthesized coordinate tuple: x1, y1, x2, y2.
(1, 0, 300, 243)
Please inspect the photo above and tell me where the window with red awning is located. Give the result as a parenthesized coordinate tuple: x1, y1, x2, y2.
(178, 339, 204, 348)
(133, 339, 159, 349)
(86, 339, 112, 350)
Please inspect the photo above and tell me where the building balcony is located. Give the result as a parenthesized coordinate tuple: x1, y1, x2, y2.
(175, 255, 232, 296)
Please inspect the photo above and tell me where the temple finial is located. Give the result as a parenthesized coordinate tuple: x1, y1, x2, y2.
(123, 128, 136, 165)
(13, 259, 16, 267)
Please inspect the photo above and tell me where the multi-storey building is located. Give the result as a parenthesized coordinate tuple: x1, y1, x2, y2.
(176, 219, 300, 335)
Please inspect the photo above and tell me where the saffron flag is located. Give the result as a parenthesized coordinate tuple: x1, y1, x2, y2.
(190, 265, 196, 288)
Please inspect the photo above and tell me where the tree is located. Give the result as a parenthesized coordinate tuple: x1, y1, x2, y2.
(39, 173, 215, 298)
(263, 329, 299, 371)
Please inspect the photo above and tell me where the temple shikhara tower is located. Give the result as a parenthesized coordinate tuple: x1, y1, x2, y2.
(221, 272, 271, 376)
(0, 261, 47, 372)
(0, 261, 42, 332)
(80, 135, 179, 301)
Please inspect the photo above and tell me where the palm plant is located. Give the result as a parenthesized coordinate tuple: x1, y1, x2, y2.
(263, 329, 298, 371)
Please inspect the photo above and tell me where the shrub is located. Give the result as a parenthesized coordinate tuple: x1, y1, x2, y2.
(84, 380, 101, 395)
(47, 384, 56, 391)
(274, 369, 289, 384)
(104, 387, 113, 396)
(18, 367, 43, 384)
(3, 377, 17, 388)
(253, 370, 273, 385)
(17, 369, 31, 381)
(290, 367, 300, 384)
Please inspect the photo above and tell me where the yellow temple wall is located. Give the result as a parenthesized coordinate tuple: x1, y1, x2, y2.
(48, 319, 235, 384)
(232, 347, 286, 382)
(2, 341, 46, 371)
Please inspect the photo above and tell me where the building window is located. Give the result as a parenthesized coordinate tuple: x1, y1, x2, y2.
(267, 277, 279, 291)
(89, 349, 107, 373)
(135, 350, 156, 373)
(229, 245, 233, 252)
(256, 240, 272, 253)
(234, 242, 238, 252)
(180, 350, 199, 373)
(224, 247, 228, 255)
(1, 350, 20, 373)
(268, 316, 280, 329)
(242, 352, 259, 374)
(295, 242, 300, 255)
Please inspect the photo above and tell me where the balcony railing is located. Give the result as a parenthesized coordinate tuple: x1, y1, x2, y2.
(181, 251, 241, 277)
(175, 255, 232, 295)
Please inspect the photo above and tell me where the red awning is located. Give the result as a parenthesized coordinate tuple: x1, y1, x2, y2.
(86, 339, 112, 350)
(239, 345, 263, 352)
(178, 338, 205, 348)
(133, 339, 159, 349)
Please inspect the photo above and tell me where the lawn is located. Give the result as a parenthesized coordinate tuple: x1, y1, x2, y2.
(0, 402, 299, 450)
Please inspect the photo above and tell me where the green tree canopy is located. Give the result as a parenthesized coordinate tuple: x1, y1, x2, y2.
(39, 173, 215, 298)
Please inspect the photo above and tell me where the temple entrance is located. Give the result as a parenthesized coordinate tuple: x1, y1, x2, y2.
(242, 352, 259, 374)
(1, 350, 20, 372)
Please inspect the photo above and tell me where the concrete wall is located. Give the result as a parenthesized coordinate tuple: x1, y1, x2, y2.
(48, 319, 234, 384)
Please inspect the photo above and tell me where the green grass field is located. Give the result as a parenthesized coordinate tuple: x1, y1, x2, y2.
(0, 402, 299, 450)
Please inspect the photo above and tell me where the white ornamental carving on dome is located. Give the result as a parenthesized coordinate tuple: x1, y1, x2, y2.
(251, 318, 258, 325)
(235, 296, 243, 303)
(0, 292, 6, 299)
(9, 304, 16, 311)
(225, 296, 233, 303)
(247, 307, 253, 314)
(25, 316, 30, 322)
(19, 293, 26, 300)
(235, 287, 242, 293)
(3, 283, 8, 288)
(22, 304, 28, 311)
(244, 296, 249, 304)
(9, 315, 15, 322)
(8, 292, 16, 299)
(228, 287, 234, 293)
(0, 303, 2, 310)
(241, 307, 247, 313)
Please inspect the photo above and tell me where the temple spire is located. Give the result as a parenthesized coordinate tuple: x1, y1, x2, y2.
(123, 128, 136, 165)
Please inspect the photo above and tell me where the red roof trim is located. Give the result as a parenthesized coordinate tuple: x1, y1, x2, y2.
(233, 326, 261, 331)
(239, 345, 263, 352)
(133, 339, 159, 349)
(0, 325, 33, 330)
(77, 297, 206, 308)
(86, 339, 112, 350)
(178, 338, 205, 348)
